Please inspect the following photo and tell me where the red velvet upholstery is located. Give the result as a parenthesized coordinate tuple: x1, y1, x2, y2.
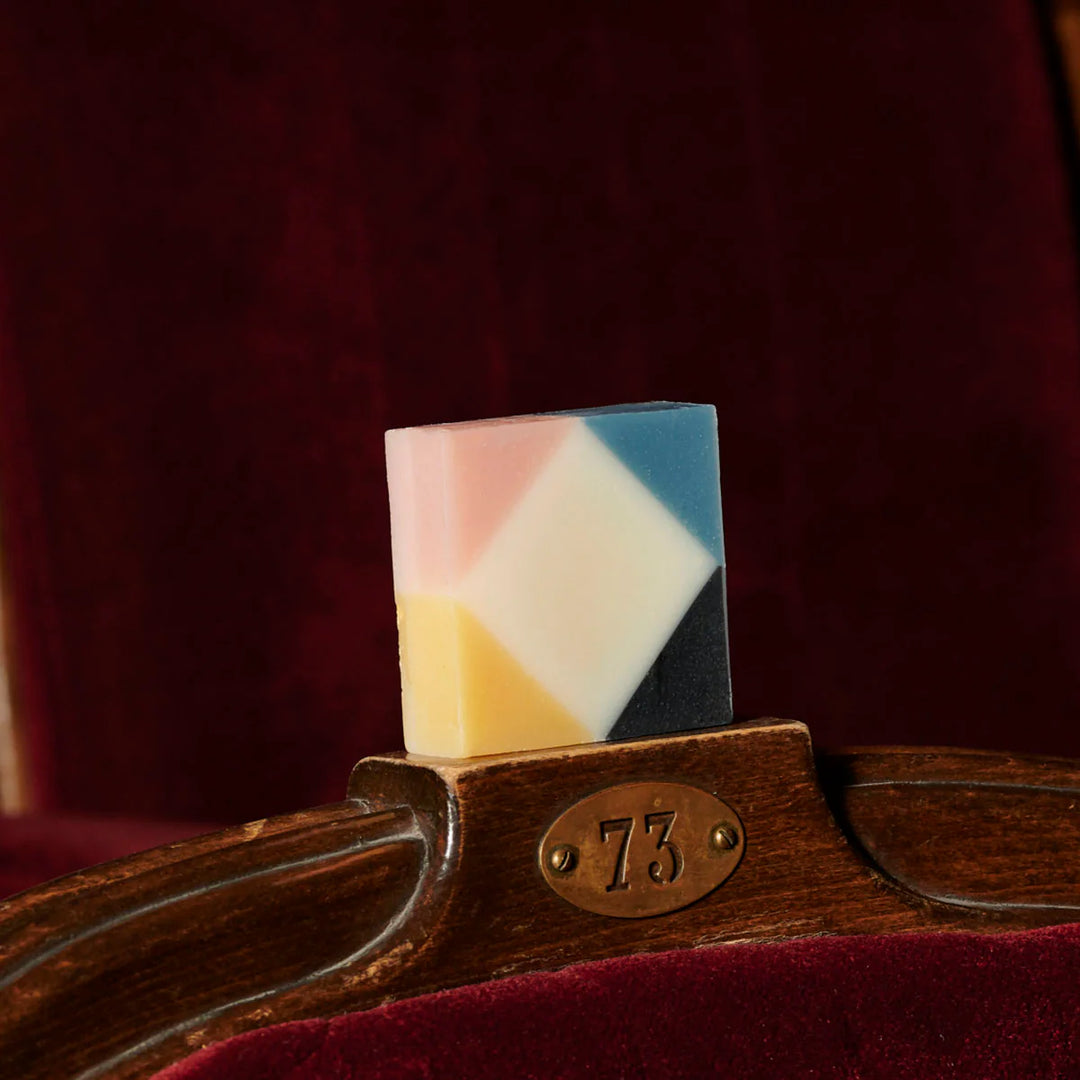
(0, 814, 211, 899)
(156, 924, 1080, 1079)
(2, 0, 1079, 832)
(2, 5, 1079, 1077)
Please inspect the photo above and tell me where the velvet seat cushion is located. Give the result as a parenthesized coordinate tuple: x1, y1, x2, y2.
(157, 923, 1080, 1079)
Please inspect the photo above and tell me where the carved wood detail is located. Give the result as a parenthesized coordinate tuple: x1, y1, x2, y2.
(1, 719, 1078, 1079)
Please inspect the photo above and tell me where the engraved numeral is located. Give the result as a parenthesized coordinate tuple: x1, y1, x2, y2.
(600, 817, 634, 892)
(645, 811, 684, 885)
(599, 811, 684, 891)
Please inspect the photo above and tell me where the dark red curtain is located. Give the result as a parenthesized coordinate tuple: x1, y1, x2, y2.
(2, 0, 1079, 825)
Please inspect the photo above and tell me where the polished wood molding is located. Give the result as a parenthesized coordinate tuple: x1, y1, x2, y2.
(823, 745, 1080, 912)
(1, 718, 1079, 1079)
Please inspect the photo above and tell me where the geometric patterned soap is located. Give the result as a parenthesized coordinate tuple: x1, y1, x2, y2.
(385, 402, 732, 758)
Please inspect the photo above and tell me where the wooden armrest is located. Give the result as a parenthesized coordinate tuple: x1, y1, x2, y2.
(2, 718, 1077, 1079)
(822, 745, 1080, 911)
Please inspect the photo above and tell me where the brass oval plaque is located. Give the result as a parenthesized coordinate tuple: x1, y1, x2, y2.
(538, 782, 745, 918)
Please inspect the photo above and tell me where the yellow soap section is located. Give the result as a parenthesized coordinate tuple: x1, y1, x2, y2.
(396, 595, 591, 757)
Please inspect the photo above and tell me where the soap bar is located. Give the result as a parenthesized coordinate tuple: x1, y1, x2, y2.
(385, 402, 732, 758)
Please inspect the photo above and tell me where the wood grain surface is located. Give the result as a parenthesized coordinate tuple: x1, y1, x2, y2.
(823, 746, 1080, 912)
(1, 719, 1078, 1079)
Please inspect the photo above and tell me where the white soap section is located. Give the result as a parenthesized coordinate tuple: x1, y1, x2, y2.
(459, 423, 716, 737)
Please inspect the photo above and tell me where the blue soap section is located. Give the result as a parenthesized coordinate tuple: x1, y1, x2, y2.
(579, 402, 725, 563)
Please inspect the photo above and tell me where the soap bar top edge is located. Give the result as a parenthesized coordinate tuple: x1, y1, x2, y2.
(385, 400, 713, 436)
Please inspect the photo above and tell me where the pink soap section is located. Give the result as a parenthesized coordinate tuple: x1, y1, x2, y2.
(450, 415, 573, 576)
(385, 428, 455, 594)
(386, 414, 575, 593)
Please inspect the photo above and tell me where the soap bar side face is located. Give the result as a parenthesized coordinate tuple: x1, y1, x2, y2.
(385, 402, 732, 758)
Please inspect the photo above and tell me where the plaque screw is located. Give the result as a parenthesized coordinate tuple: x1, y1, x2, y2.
(548, 844, 578, 874)
(710, 822, 738, 852)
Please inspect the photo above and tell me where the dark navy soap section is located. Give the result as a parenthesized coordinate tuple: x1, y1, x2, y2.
(558, 402, 733, 741)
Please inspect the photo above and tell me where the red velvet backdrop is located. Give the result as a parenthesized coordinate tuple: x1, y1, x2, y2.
(2, 1, 1080, 825)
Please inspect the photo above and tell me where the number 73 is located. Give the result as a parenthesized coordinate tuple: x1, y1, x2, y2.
(600, 811, 684, 893)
